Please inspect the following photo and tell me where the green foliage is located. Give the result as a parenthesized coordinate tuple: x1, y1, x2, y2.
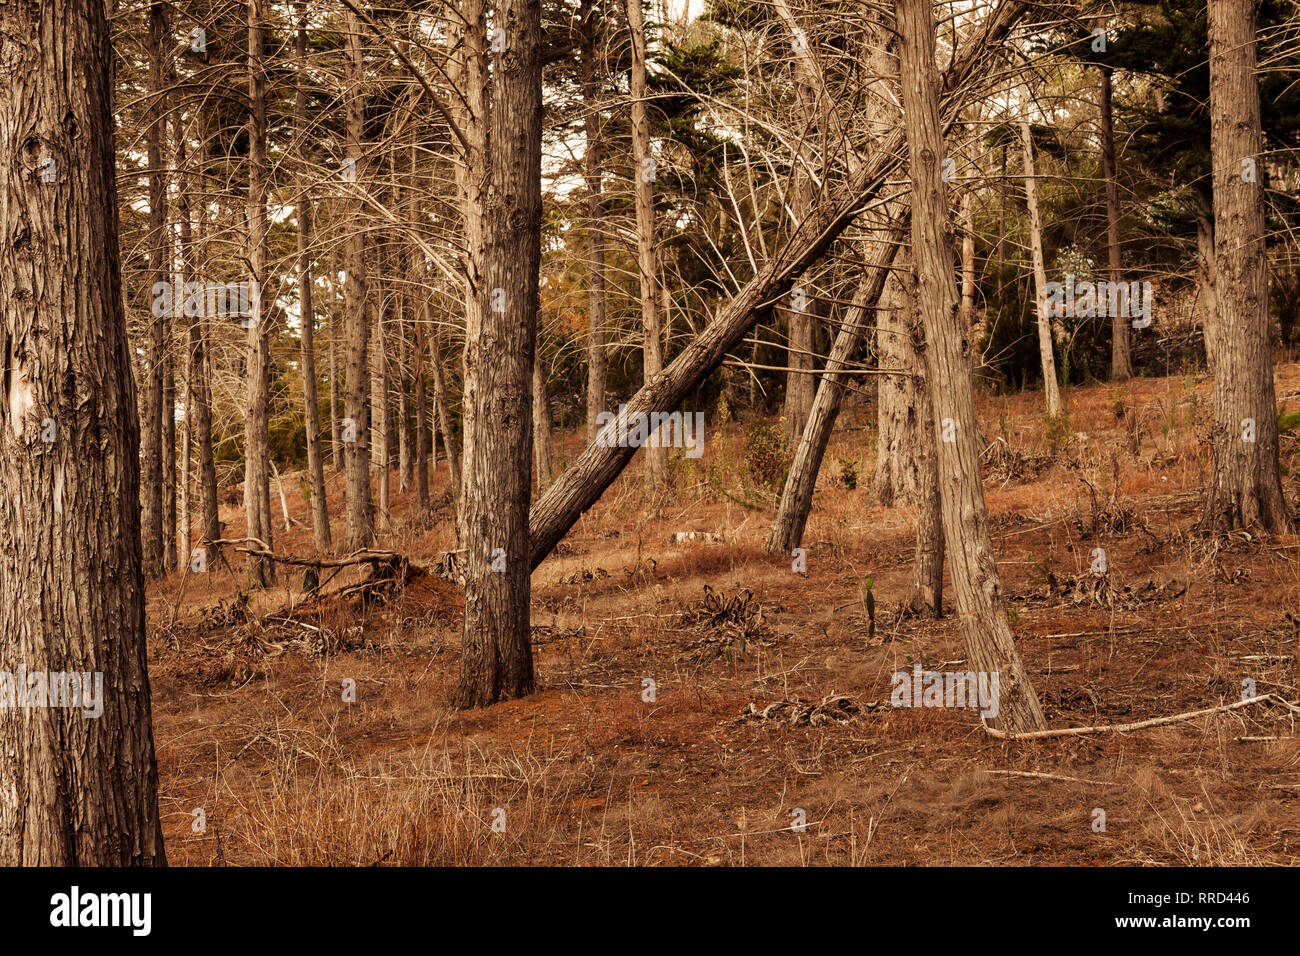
(861, 577, 876, 643)
(1279, 407, 1300, 435)
(743, 421, 790, 492)
(838, 456, 858, 491)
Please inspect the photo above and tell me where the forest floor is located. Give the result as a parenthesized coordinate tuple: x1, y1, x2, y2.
(149, 360, 1300, 865)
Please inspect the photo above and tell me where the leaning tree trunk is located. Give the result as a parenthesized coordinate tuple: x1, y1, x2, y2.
(140, 0, 168, 578)
(580, 0, 608, 442)
(0, 0, 166, 864)
(527, 0, 1031, 571)
(628, 0, 666, 491)
(244, 0, 274, 586)
(1020, 84, 1061, 420)
(453, 0, 541, 707)
(768, 226, 904, 555)
(296, 1, 332, 552)
(897, 0, 1045, 733)
(1203, 0, 1291, 533)
(1098, 56, 1131, 380)
(343, 10, 374, 548)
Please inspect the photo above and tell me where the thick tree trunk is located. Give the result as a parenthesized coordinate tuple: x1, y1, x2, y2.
(1020, 86, 1061, 419)
(0, 0, 166, 864)
(768, 228, 904, 555)
(453, 0, 541, 707)
(343, 11, 374, 548)
(899, 271, 943, 617)
(775, 0, 818, 444)
(1098, 61, 1131, 380)
(1203, 0, 1291, 533)
(527, 0, 1031, 571)
(140, 0, 168, 578)
(296, 2, 331, 552)
(898, 0, 1045, 733)
(629, 0, 666, 491)
(244, 0, 274, 586)
(581, 0, 607, 442)
(871, 267, 923, 506)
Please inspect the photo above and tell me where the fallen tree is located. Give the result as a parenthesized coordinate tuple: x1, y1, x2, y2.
(528, 0, 1031, 571)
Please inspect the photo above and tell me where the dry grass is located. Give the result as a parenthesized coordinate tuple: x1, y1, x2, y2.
(149, 362, 1300, 866)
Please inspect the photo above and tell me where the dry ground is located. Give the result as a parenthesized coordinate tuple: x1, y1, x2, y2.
(149, 360, 1300, 865)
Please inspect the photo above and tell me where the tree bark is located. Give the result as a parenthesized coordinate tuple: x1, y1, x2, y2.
(1202, 0, 1291, 533)
(140, 0, 169, 578)
(871, 268, 923, 506)
(453, 0, 541, 707)
(1098, 59, 1131, 380)
(244, 0, 274, 586)
(0, 0, 166, 863)
(527, 0, 1031, 572)
(1020, 85, 1062, 420)
(296, 2, 332, 552)
(580, 0, 607, 442)
(629, 0, 666, 491)
(898, 0, 1045, 733)
(775, 0, 818, 444)
(343, 10, 374, 548)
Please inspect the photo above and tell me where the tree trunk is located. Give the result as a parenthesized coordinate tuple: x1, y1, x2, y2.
(1020, 85, 1062, 420)
(343, 10, 374, 549)
(871, 268, 923, 506)
(372, 273, 391, 534)
(1098, 59, 1131, 380)
(453, 0, 541, 707)
(1202, 0, 1291, 533)
(140, 0, 168, 578)
(768, 227, 904, 555)
(328, 258, 343, 469)
(900, 270, 943, 617)
(0, 0, 166, 864)
(898, 0, 1045, 733)
(527, 0, 1032, 571)
(628, 0, 666, 491)
(296, 2, 332, 552)
(180, 118, 220, 558)
(410, 144, 430, 508)
(775, 0, 818, 444)
(244, 0, 274, 586)
(581, 0, 607, 442)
